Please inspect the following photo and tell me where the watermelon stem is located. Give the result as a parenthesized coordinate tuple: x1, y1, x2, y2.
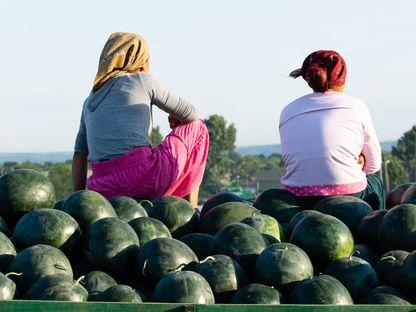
(251, 210, 260, 217)
(349, 250, 361, 260)
(54, 264, 68, 271)
(142, 259, 149, 276)
(199, 256, 215, 264)
(5, 272, 22, 278)
(380, 256, 396, 261)
(170, 263, 187, 273)
(140, 200, 153, 208)
(75, 276, 85, 285)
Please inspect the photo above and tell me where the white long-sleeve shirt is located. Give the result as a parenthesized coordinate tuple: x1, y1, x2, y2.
(279, 92, 381, 196)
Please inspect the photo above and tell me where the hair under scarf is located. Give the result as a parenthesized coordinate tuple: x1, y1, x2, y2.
(289, 50, 347, 93)
(92, 32, 150, 92)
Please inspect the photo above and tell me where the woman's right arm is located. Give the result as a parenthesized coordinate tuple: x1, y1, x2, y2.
(148, 77, 198, 122)
(72, 114, 89, 191)
(361, 106, 382, 174)
(72, 153, 88, 191)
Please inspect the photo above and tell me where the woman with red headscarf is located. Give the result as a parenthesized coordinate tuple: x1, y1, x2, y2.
(279, 50, 385, 209)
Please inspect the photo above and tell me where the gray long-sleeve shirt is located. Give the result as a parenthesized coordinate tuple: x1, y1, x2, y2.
(74, 73, 198, 162)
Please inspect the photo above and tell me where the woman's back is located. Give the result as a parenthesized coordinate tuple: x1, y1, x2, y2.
(279, 91, 381, 195)
(76, 73, 197, 162)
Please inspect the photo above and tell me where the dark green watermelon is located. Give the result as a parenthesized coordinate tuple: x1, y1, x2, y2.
(230, 283, 282, 304)
(62, 190, 117, 232)
(387, 183, 414, 209)
(241, 214, 281, 242)
(361, 286, 411, 305)
(152, 271, 214, 304)
(193, 254, 248, 303)
(179, 233, 213, 260)
(323, 256, 378, 300)
(355, 210, 387, 248)
(52, 198, 66, 210)
(0, 216, 7, 235)
(201, 192, 246, 217)
(314, 196, 372, 232)
(136, 237, 198, 288)
(83, 271, 118, 296)
(290, 274, 353, 305)
(0, 169, 56, 225)
(254, 188, 302, 223)
(61, 190, 117, 231)
(38, 282, 88, 302)
(7, 244, 73, 293)
(109, 196, 148, 222)
(149, 196, 197, 238)
(199, 202, 258, 235)
(212, 222, 267, 275)
(13, 208, 82, 258)
(287, 210, 322, 238)
(399, 250, 416, 296)
(401, 184, 416, 204)
(353, 244, 378, 267)
(0, 272, 16, 300)
(92, 285, 142, 302)
(376, 250, 409, 288)
(128, 217, 171, 247)
(379, 204, 416, 251)
(0, 232, 17, 272)
(25, 274, 74, 299)
(84, 217, 140, 281)
(290, 213, 354, 267)
(254, 243, 313, 292)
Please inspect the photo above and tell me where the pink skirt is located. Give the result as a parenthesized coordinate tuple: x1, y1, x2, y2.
(87, 119, 209, 200)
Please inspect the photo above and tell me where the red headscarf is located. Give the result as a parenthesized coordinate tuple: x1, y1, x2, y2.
(289, 50, 347, 92)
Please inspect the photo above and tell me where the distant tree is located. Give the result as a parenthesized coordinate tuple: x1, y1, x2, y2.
(2, 161, 18, 173)
(15, 161, 44, 171)
(48, 162, 73, 199)
(383, 152, 410, 189)
(233, 155, 266, 182)
(149, 126, 164, 147)
(201, 115, 237, 197)
(231, 153, 283, 185)
(263, 153, 282, 171)
(392, 125, 416, 181)
(43, 161, 54, 168)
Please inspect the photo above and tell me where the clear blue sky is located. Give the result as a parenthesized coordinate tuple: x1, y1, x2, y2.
(1, 0, 415, 152)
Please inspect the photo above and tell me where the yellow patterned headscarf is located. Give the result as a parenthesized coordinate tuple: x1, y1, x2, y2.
(93, 32, 150, 92)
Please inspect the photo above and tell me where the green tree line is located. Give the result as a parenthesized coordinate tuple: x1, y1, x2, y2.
(1, 117, 414, 200)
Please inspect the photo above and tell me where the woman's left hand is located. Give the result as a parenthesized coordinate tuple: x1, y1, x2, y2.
(168, 115, 181, 129)
(358, 154, 365, 169)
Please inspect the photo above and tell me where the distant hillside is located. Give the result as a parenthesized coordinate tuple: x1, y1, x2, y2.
(236, 141, 397, 157)
(0, 141, 398, 164)
(236, 144, 281, 156)
(0, 152, 73, 165)
(380, 141, 397, 152)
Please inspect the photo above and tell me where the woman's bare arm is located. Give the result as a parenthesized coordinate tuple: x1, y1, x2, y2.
(72, 152, 88, 191)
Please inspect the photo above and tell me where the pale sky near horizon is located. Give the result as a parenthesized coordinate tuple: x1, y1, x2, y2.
(1, 0, 415, 152)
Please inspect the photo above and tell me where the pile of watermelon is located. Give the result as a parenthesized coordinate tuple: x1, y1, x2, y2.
(1, 169, 416, 305)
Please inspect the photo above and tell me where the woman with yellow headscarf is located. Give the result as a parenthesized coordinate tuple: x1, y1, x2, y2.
(72, 33, 209, 207)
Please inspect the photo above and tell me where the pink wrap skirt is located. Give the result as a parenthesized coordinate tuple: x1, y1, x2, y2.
(87, 119, 209, 200)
